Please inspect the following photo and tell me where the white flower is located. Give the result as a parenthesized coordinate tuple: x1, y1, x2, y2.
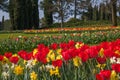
(18, 35, 22, 38)
(26, 60, 35, 69)
(39, 64, 55, 71)
(3, 64, 9, 71)
(2, 72, 9, 79)
(11, 63, 15, 70)
(110, 57, 116, 64)
(64, 33, 67, 36)
(45, 64, 55, 70)
(116, 58, 120, 64)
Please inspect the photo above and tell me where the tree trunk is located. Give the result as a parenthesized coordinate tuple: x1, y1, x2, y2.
(60, 9, 64, 28)
(111, 0, 117, 26)
(1, 16, 4, 30)
(74, 0, 77, 19)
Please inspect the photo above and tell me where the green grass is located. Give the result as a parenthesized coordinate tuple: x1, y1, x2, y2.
(0, 33, 63, 40)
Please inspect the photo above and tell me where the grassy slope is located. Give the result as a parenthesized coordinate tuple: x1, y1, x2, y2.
(0, 33, 63, 40)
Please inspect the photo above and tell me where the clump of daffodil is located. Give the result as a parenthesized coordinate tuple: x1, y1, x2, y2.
(56, 49, 62, 60)
(110, 70, 119, 80)
(33, 48, 38, 57)
(47, 49, 62, 62)
(56, 49, 62, 54)
(47, 50, 55, 62)
(14, 65, 24, 75)
(75, 42, 84, 49)
(98, 48, 104, 57)
(96, 63, 106, 70)
(12, 54, 18, 57)
(2, 56, 9, 64)
(73, 56, 82, 67)
(30, 71, 38, 80)
(49, 67, 60, 77)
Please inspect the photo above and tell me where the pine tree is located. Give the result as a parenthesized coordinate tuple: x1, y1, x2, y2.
(25, 0, 33, 29)
(43, 0, 53, 27)
(14, 0, 23, 30)
(9, 0, 15, 30)
(1, 16, 4, 30)
(31, 0, 39, 29)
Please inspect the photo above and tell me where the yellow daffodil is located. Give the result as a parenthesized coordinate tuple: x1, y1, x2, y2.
(110, 70, 118, 80)
(33, 48, 38, 56)
(12, 54, 18, 57)
(32, 59, 37, 65)
(99, 48, 104, 57)
(56, 55, 62, 60)
(14, 65, 24, 75)
(2, 56, 9, 64)
(75, 43, 84, 49)
(56, 49, 62, 54)
(30, 71, 37, 80)
(47, 50, 55, 62)
(96, 63, 106, 70)
(49, 67, 60, 77)
(73, 56, 82, 67)
(24, 60, 27, 65)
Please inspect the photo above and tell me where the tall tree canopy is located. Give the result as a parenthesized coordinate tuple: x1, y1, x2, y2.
(9, 0, 39, 30)
(0, 0, 8, 11)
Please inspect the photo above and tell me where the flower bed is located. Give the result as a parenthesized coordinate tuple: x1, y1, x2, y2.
(24, 26, 120, 34)
(0, 39, 120, 80)
(0, 30, 120, 54)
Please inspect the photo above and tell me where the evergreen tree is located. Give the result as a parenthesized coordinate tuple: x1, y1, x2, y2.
(9, 0, 15, 30)
(1, 16, 4, 30)
(13, 0, 23, 30)
(9, 0, 39, 30)
(0, 0, 8, 11)
(25, 0, 33, 29)
(43, 0, 53, 27)
(31, 0, 39, 29)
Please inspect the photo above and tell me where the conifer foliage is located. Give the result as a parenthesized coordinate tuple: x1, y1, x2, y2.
(9, 0, 39, 30)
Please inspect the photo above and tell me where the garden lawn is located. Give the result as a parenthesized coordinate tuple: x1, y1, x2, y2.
(0, 33, 63, 40)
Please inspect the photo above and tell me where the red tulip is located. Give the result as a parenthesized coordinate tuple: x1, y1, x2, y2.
(62, 51, 71, 61)
(18, 50, 27, 59)
(59, 42, 68, 49)
(96, 70, 111, 80)
(52, 59, 62, 68)
(0, 55, 3, 61)
(36, 53, 47, 64)
(4, 52, 12, 59)
(50, 43, 58, 50)
(68, 40, 75, 48)
(10, 56, 19, 64)
(35, 47, 49, 64)
(78, 52, 89, 62)
(100, 42, 110, 49)
(104, 49, 114, 58)
(96, 57, 106, 64)
(96, 74, 104, 80)
(112, 64, 120, 73)
(85, 46, 99, 58)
